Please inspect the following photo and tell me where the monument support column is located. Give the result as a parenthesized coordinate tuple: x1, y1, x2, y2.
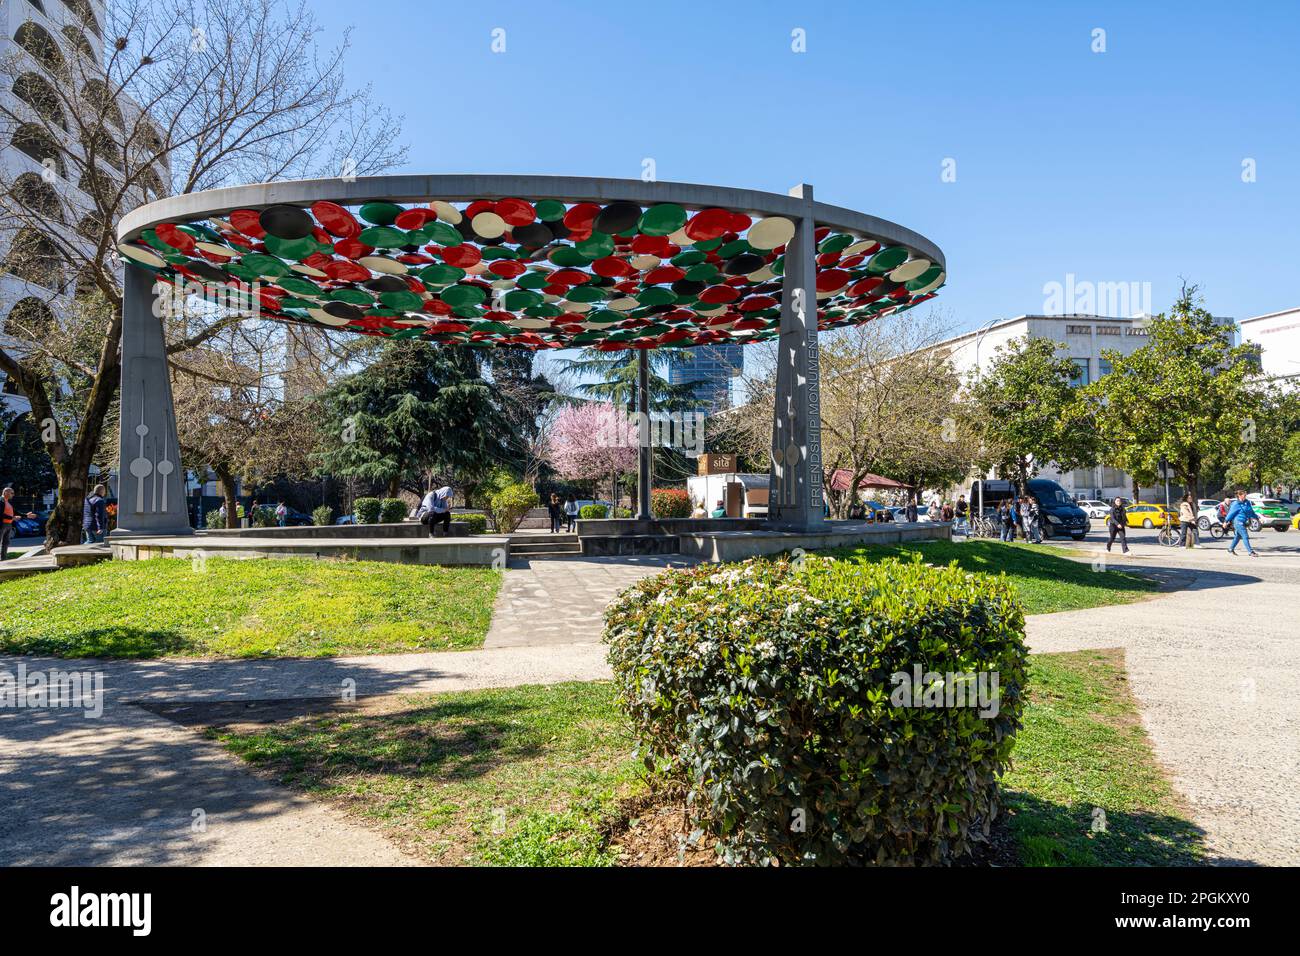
(635, 349, 652, 520)
(768, 183, 826, 531)
(112, 266, 192, 537)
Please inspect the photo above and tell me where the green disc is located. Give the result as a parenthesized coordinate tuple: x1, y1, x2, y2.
(684, 263, 720, 283)
(549, 246, 592, 267)
(359, 226, 408, 249)
(263, 233, 320, 260)
(819, 233, 854, 254)
(503, 289, 543, 311)
(575, 232, 615, 258)
(324, 287, 374, 306)
(637, 203, 687, 237)
(535, 200, 565, 221)
(426, 221, 463, 246)
(866, 246, 909, 275)
(584, 310, 621, 324)
(565, 284, 606, 303)
(359, 202, 403, 226)
(441, 284, 487, 309)
(516, 272, 550, 290)
(418, 264, 466, 285)
(636, 287, 676, 307)
(240, 253, 290, 278)
(380, 289, 424, 311)
(276, 276, 323, 297)
(671, 250, 707, 268)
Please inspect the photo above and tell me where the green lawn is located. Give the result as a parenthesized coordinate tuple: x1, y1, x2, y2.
(827, 540, 1159, 615)
(0, 557, 500, 658)
(207, 650, 1203, 866)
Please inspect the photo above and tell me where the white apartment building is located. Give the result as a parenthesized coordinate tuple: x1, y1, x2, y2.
(1239, 307, 1300, 388)
(0, 0, 168, 496)
(932, 313, 1236, 501)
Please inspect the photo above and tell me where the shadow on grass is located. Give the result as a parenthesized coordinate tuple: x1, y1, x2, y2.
(150, 694, 547, 787)
(1003, 790, 1220, 866)
(1, 627, 196, 659)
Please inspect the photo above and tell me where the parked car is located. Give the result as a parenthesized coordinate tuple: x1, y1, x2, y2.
(1197, 501, 1226, 531)
(334, 514, 356, 525)
(1125, 503, 1178, 528)
(1292, 511, 1300, 532)
(12, 510, 48, 537)
(1076, 499, 1111, 520)
(1249, 498, 1291, 532)
(969, 478, 1090, 540)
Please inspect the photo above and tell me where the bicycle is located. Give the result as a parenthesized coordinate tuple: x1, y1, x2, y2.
(1156, 522, 1183, 547)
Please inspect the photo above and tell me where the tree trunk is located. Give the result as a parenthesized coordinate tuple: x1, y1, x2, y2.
(1131, 476, 1140, 501)
(387, 474, 400, 499)
(215, 465, 239, 529)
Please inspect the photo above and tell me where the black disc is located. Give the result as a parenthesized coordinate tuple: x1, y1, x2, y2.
(364, 275, 407, 293)
(671, 279, 705, 297)
(323, 301, 364, 321)
(259, 204, 314, 240)
(186, 260, 228, 283)
(512, 223, 552, 248)
(723, 252, 765, 275)
(594, 201, 641, 235)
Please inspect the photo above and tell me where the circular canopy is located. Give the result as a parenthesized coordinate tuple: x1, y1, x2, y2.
(117, 175, 945, 350)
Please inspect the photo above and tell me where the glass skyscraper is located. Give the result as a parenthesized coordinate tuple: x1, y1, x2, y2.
(668, 344, 743, 411)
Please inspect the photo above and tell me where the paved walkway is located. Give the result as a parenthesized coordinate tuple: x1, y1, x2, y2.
(3, 544, 1296, 865)
(485, 554, 694, 647)
(1023, 544, 1300, 866)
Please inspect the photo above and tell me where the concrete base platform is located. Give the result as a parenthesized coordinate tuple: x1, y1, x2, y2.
(678, 520, 950, 563)
(580, 533, 679, 556)
(204, 520, 473, 539)
(111, 535, 509, 567)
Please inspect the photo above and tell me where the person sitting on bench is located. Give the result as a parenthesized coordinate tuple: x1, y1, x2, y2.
(418, 486, 453, 537)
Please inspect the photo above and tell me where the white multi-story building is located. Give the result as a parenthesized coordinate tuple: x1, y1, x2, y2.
(1239, 307, 1300, 388)
(0, 0, 168, 494)
(931, 313, 1236, 501)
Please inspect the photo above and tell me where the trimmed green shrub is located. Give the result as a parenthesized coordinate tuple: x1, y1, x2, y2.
(579, 504, 607, 519)
(460, 513, 488, 535)
(204, 509, 225, 530)
(312, 505, 333, 527)
(604, 553, 1029, 866)
(651, 488, 691, 519)
(354, 497, 382, 524)
(250, 505, 275, 528)
(488, 481, 539, 533)
(379, 498, 408, 524)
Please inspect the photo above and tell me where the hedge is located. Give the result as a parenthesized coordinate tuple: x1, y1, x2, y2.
(604, 553, 1029, 866)
(461, 513, 488, 535)
(312, 506, 333, 527)
(651, 488, 692, 519)
(354, 497, 382, 524)
(379, 498, 408, 524)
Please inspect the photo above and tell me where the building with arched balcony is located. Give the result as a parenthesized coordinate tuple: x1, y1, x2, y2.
(1, 0, 169, 502)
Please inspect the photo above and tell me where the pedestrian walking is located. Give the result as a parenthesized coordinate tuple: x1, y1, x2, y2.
(563, 494, 579, 531)
(275, 501, 288, 527)
(1177, 494, 1197, 548)
(1, 486, 38, 560)
(905, 497, 918, 523)
(1225, 490, 1258, 557)
(82, 484, 108, 544)
(954, 495, 969, 535)
(1106, 497, 1130, 554)
(546, 493, 564, 533)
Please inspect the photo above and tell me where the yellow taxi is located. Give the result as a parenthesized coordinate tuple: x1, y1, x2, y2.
(1124, 502, 1179, 528)
(1292, 510, 1300, 531)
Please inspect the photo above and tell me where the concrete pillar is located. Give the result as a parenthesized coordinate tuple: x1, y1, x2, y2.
(768, 183, 826, 531)
(112, 267, 192, 537)
(635, 348, 652, 520)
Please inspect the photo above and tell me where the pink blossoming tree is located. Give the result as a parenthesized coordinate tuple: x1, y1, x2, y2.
(544, 403, 638, 491)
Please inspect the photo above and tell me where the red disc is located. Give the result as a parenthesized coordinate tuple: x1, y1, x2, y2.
(310, 201, 360, 238)
(592, 256, 633, 278)
(495, 198, 536, 226)
(738, 295, 778, 312)
(643, 265, 685, 285)
(441, 245, 482, 268)
(563, 202, 600, 231)
(816, 269, 851, 293)
(324, 259, 372, 282)
(395, 207, 435, 230)
(630, 234, 672, 256)
(228, 209, 266, 238)
(698, 285, 740, 303)
(333, 238, 373, 260)
(685, 208, 733, 242)
(465, 200, 497, 219)
(489, 260, 526, 279)
(549, 268, 589, 286)
(154, 223, 196, 254)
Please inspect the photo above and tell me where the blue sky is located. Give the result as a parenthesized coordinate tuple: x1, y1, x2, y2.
(313, 0, 1299, 338)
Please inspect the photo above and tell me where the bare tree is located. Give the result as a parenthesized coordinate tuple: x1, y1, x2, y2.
(0, 0, 405, 547)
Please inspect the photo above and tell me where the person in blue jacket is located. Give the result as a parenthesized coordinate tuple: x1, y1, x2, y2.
(1224, 490, 1258, 557)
